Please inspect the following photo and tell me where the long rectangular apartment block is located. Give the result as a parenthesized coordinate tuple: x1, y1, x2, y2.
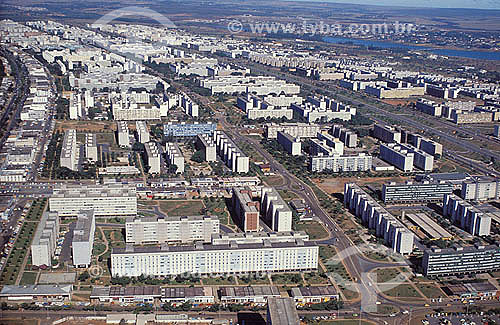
(461, 177, 500, 201)
(265, 123, 321, 139)
(111, 239, 318, 277)
(85, 133, 98, 162)
(373, 124, 401, 143)
(423, 243, 500, 276)
(237, 93, 293, 120)
(196, 134, 217, 162)
(145, 141, 161, 174)
(344, 183, 414, 254)
(379, 143, 414, 172)
(31, 212, 60, 267)
(382, 181, 453, 204)
(165, 142, 185, 174)
(214, 131, 249, 174)
(180, 93, 199, 118)
(117, 121, 130, 147)
(135, 121, 150, 143)
(60, 129, 77, 171)
(72, 210, 95, 268)
(443, 194, 491, 236)
(309, 154, 372, 173)
(277, 131, 301, 156)
(125, 216, 220, 244)
(163, 122, 216, 137)
(49, 183, 137, 217)
(332, 125, 357, 148)
(232, 187, 259, 232)
(261, 187, 293, 232)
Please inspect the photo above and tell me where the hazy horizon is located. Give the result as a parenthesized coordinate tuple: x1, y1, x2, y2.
(289, 0, 500, 10)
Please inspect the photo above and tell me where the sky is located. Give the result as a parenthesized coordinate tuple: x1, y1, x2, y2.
(295, 0, 500, 10)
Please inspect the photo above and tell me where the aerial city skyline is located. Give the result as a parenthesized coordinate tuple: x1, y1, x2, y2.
(0, 0, 498, 324)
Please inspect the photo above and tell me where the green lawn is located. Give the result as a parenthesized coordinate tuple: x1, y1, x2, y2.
(278, 190, 299, 201)
(416, 283, 445, 298)
(202, 277, 235, 285)
(159, 200, 204, 216)
(264, 175, 284, 186)
(375, 268, 407, 283)
(19, 271, 38, 285)
(383, 284, 423, 298)
(271, 273, 303, 285)
(319, 246, 337, 262)
(304, 271, 330, 285)
(295, 221, 329, 240)
(0, 221, 37, 285)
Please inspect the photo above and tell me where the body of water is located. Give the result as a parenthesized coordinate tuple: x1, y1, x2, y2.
(323, 36, 500, 61)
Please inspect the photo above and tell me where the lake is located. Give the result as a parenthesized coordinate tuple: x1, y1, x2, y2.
(323, 36, 500, 61)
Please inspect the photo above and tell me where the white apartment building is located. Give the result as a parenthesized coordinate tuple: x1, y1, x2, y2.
(49, 183, 137, 217)
(332, 125, 357, 148)
(72, 210, 95, 268)
(211, 231, 309, 245)
(145, 142, 161, 174)
(125, 215, 220, 244)
(461, 177, 500, 201)
(379, 143, 414, 172)
(373, 124, 401, 143)
(117, 121, 130, 147)
(111, 92, 161, 120)
(344, 183, 414, 254)
(135, 121, 150, 143)
(196, 134, 217, 162)
(60, 129, 78, 171)
(411, 135, 443, 157)
(277, 131, 301, 156)
(311, 133, 344, 156)
(111, 239, 318, 277)
(200, 76, 300, 96)
(180, 94, 199, 118)
(237, 94, 294, 120)
(69, 93, 82, 120)
(265, 123, 321, 139)
(261, 187, 293, 232)
(310, 153, 372, 173)
(443, 194, 491, 236)
(165, 142, 185, 174)
(291, 96, 356, 122)
(85, 133, 98, 162)
(214, 131, 249, 174)
(31, 212, 59, 267)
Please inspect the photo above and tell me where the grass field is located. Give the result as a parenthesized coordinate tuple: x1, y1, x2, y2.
(375, 268, 407, 283)
(382, 284, 423, 298)
(159, 200, 204, 216)
(202, 277, 235, 285)
(295, 221, 329, 240)
(278, 189, 299, 201)
(19, 271, 37, 285)
(416, 283, 446, 298)
(319, 246, 337, 262)
(263, 175, 284, 186)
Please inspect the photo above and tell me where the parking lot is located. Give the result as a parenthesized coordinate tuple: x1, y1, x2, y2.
(422, 312, 500, 325)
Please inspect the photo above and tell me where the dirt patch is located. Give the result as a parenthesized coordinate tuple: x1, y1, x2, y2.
(313, 176, 410, 194)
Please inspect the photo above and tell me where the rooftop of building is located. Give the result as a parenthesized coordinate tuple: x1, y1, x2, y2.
(112, 238, 316, 255)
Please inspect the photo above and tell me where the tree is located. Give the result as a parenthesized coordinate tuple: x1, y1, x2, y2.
(191, 150, 204, 163)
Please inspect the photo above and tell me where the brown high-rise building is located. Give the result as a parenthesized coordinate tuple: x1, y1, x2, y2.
(232, 187, 260, 232)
